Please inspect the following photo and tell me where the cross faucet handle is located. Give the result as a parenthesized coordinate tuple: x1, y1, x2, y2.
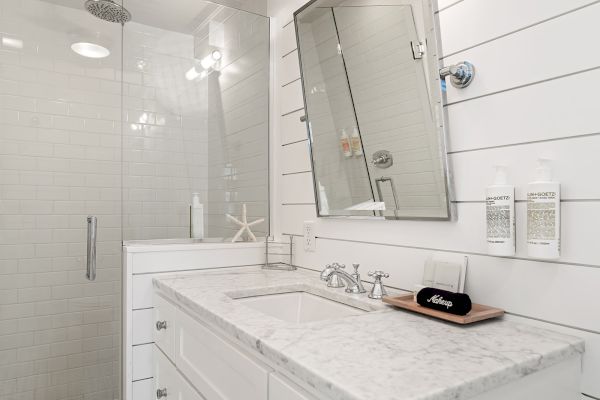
(368, 270, 389, 279)
(368, 270, 389, 300)
(332, 262, 345, 270)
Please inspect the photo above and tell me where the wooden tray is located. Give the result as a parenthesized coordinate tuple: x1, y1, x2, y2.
(383, 294, 504, 325)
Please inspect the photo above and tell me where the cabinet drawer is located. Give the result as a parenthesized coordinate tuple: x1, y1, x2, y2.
(155, 345, 204, 400)
(175, 310, 271, 400)
(153, 294, 177, 360)
(269, 373, 316, 400)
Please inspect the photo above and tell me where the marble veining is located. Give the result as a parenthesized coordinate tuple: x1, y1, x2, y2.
(153, 266, 584, 400)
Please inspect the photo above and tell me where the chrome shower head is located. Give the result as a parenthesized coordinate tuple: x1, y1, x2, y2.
(85, 0, 131, 24)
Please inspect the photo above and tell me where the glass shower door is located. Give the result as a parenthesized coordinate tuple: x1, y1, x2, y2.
(0, 1, 122, 399)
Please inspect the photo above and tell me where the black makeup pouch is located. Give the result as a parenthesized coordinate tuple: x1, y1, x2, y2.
(416, 287, 472, 316)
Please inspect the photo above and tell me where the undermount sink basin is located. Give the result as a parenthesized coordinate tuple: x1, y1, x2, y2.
(234, 291, 367, 323)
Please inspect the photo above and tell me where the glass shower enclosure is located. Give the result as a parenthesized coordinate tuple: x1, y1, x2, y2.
(0, 0, 269, 399)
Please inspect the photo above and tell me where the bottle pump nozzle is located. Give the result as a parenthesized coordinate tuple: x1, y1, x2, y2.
(535, 158, 552, 181)
(493, 165, 508, 185)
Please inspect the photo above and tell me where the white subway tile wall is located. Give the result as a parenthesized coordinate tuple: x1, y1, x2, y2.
(269, 0, 600, 398)
(122, 5, 270, 241)
(0, 2, 122, 399)
(0, 1, 269, 399)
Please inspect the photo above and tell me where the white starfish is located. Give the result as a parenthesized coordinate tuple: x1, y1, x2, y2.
(226, 204, 265, 242)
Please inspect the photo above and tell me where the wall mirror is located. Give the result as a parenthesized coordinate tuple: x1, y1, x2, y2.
(294, 0, 454, 220)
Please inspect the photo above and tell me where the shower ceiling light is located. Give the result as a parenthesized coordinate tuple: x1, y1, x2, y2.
(71, 42, 110, 58)
(2, 37, 23, 49)
(186, 66, 201, 81)
(200, 55, 216, 70)
(200, 50, 222, 70)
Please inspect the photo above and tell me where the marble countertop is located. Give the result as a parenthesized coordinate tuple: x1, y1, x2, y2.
(153, 266, 584, 400)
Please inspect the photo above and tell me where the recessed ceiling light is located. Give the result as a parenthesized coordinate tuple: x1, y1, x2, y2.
(71, 42, 110, 58)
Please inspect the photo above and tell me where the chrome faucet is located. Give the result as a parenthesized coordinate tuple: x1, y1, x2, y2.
(320, 263, 364, 294)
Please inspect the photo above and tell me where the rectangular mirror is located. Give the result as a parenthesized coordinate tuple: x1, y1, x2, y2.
(294, 0, 453, 220)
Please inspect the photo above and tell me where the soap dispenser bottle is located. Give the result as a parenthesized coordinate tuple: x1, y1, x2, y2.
(191, 193, 204, 240)
(340, 128, 352, 158)
(350, 127, 363, 156)
(486, 165, 515, 256)
(527, 159, 561, 259)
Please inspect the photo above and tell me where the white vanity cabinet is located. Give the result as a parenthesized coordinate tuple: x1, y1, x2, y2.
(154, 294, 177, 361)
(153, 292, 314, 400)
(155, 346, 204, 400)
(174, 309, 271, 400)
(123, 242, 266, 400)
(269, 373, 317, 400)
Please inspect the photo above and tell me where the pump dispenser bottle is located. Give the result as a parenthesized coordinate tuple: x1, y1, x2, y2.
(350, 127, 363, 156)
(486, 165, 515, 256)
(340, 128, 352, 158)
(527, 159, 561, 259)
(191, 193, 204, 240)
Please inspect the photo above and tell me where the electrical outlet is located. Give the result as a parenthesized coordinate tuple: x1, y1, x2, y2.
(303, 221, 316, 252)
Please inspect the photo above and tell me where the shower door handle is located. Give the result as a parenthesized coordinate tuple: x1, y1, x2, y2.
(86, 216, 97, 281)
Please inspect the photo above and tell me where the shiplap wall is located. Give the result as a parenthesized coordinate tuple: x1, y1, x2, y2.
(268, 0, 600, 398)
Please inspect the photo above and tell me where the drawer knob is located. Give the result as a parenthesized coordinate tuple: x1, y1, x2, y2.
(155, 320, 168, 331)
(156, 388, 168, 399)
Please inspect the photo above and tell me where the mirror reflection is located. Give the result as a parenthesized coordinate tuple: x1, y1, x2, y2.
(295, 0, 453, 219)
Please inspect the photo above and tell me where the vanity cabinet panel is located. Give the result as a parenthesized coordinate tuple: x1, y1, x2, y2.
(132, 343, 154, 381)
(133, 274, 155, 309)
(153, 294, 177, 360)
(133, 308, 154, 345)
(155, 345, 205, 400)
(132, 378, 154, 400)
(269, 373, 317, 400)
(175, 309, 271, 400)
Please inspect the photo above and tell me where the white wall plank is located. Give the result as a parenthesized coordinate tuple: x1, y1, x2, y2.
(281, 140, 311, 174)
(294, 237, 600, 332)
(439, 0, 597, 56)
(306, 202, 600, 267)
(450, 135, 600, 201)
(281, 80, 304, 115)
(444, 3, 600, 104)
(282, 204, 316, 235)
(446, 68, 600, 152)
(282, 172, 314, 204)
(436, 0, 461, 11)
(281, 109, 308, 144)
(280, 22, 298, 57)
(280, 50, 301, 86)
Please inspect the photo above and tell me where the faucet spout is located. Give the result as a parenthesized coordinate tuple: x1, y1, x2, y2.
(328, 269, 361, 294)
(320, 263, 368, 294)
(320, 264, 335, 281)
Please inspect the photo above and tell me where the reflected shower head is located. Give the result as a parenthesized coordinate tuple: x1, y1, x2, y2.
(85, 0, 131, 24)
